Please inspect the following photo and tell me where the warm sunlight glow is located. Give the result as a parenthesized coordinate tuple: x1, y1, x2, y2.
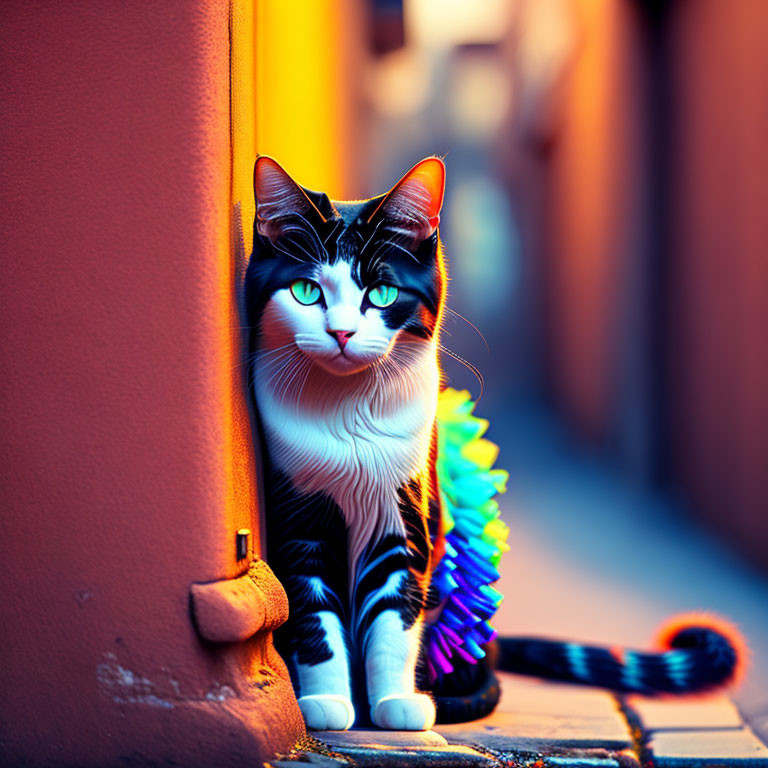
(227, 0, 261, 572)
(255, 0, 349, 198)
(232, 0, 257, 256)
(406, 0, 511, 47)
(368, 47, 431, 117)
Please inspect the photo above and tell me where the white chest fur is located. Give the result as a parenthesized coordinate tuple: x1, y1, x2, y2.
(255, 350, 438, 574)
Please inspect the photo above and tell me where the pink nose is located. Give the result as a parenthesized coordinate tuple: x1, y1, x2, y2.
(328, 330, 355, 349)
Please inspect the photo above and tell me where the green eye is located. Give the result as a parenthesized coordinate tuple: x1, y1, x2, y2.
(367, 284, 398, 308)
(290, 279, 322, 305)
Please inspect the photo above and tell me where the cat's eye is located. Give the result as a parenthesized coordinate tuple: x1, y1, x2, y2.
(367, 284, 399, 308)
(290, 279, 322, 306)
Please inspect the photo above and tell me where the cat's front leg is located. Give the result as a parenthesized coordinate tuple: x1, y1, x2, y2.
(358, 485, 436, 730)
(293, 610, 355, 731)
(268, 476, 355, 730)
(365, 609, 435, 730)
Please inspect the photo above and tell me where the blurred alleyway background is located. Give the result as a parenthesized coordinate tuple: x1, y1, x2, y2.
(254, 0, 768, 742)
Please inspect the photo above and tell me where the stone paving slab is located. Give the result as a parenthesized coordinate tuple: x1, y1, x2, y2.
(647, 726, 768, 766)
(435, 673, 633, 753)
(495, 676, 626, 720)
(271, 753, 349, 768)
(320, 743, 498, 767)
(431, 674, 638, 766)
(544, 756, 639, 768)
(437, 708, 632, 751)
(751, 714, 768, 748)
(316, 728, 448, 748)
(627, 694, 744, 731)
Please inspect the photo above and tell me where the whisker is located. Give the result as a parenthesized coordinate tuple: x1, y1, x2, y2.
(257, 350, 302, 392)
(254, 346, 301, 370)
(323, 218, 344, 245)
(359, 219, 385, 256)
(445, 307, 489, 352)
(438, 344, 484, 401)
(231, 351, 259, 371)
(232, 342, 299, 372)
(257, 342, 298, 358)
(272, 239, 315, 263)
(293, 356, 314, 413)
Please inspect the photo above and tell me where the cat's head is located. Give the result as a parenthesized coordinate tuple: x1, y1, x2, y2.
(245, 156, 446, 377)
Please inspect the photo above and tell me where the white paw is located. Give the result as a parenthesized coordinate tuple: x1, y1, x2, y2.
(371, 693, 436, 730)
(298, 694, 355, 731)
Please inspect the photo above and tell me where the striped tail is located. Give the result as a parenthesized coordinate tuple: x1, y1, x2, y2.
(497, 614, 747, 694)
(430, 390, 747, 710)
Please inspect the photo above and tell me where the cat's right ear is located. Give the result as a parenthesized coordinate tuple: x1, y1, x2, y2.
(367, 157, 445, 249)
(254, 156, 325, 243)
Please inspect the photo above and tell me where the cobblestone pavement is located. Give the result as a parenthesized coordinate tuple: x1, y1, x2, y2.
(267, 673, 768, 767)
(267, 402, 768, 767)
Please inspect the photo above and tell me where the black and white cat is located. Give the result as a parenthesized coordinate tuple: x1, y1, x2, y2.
(246, 156, 446, 731)
(244, 156, 743, 732)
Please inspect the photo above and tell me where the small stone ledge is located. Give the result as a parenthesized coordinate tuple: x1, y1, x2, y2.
(191, 558, 289, 643)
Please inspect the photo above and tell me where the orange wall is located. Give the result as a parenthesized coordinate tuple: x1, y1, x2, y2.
(0, 2, 301, 764)
(541, 0, 645, 442)
(537, 0, 768, 566)
(667, 0, 768, 566)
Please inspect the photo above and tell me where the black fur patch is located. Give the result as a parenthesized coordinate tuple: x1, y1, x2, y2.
(244, 196, 444, 345)
(265, 469, 349, 668)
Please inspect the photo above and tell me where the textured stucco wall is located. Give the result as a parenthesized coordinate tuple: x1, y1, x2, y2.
(667, 0, 768, 568)
(534, 0, 768, 566)
(539, 0, 645, 443)
(0, 2, 303, 765)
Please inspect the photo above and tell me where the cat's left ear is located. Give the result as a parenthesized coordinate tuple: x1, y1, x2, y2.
(368, 157, 445, 248)
(254, 155, 326, 243)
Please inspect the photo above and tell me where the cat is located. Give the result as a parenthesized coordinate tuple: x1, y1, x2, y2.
(244, 156, 744, 731)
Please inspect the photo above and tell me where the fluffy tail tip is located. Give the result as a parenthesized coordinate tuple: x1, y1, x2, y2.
(656, 612, 749, 689)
